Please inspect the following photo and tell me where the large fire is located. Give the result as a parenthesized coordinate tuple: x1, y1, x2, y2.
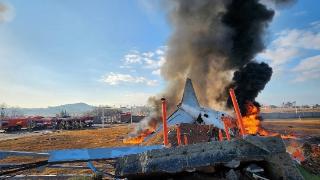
(123, 128, 154, 144)
(124, 100, 298, 145)
(241, 101, 305, 163)
(242, 101, 268, 135)
(123, 117, 158, 145)
(242, 101, 297, 139)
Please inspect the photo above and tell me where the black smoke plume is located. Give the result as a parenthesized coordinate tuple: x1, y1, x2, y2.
(227, 62, 273, 114)
(222, 0, 274, 68)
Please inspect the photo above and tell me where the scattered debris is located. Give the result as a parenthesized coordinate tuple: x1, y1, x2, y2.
(226, 169, 239, 180)
(301, 140, 320, 175)
(245, 164, 268, 180)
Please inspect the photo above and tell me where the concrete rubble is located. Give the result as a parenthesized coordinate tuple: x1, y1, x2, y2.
(301, 138, 320, 175)
(116, 135, 304, 179)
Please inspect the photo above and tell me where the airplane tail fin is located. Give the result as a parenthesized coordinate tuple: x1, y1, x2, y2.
(181, 78, 200, 108)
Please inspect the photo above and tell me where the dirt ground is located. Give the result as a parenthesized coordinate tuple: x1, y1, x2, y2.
(261, 118, 320, 137)
(0, 124, 133, 177)
(0, 124, 133, 151)
(1, 119, 319, 151)
(0, 119, 319, 177)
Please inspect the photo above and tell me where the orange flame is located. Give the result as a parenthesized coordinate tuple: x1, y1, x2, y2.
(292, 148, 305, 162)
(287, 141, 305, 162)
(242, 101, 265, 135)
(123, 128, 154, 145)
(242, 101, 297, 139)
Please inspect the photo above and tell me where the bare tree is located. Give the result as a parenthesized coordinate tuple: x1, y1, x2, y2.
(0, 103, 8, 118)
(10, 107, 24, 117)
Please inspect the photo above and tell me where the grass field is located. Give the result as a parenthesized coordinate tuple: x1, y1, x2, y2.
(261, 118, 320, 137)
(0, 124, 132, 151)
(0, 118, 319, 151)
(0, 119, 319, 177)
(0, 125, 132, 176)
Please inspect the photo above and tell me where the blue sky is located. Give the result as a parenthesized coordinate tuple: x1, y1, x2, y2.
(0, 0, 319, 108)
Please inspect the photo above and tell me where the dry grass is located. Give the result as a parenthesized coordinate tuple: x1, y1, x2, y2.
(262, 118, 320, 137)
(1, 119, 319, 177)
(1, 119, 319, 152)
(0, 124, 133, 177)
(0, 124, 132, 151)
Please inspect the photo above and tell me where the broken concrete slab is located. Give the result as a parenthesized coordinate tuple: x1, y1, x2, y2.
(226, 169, 239, 180)
(115, 136, 303, 179)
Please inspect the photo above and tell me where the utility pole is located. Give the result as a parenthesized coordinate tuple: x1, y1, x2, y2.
(0, 107, 4, 118)
(102, 106, 105, 128)
(294, 101, 301, 121)
(130, 106, 133, 124)
(0, 107, 5, 129)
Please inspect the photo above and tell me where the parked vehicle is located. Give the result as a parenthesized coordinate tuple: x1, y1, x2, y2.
(52, 116, 94, 130)
(0, 117, 29, 131)
(0, 115, 94, 132)
(27, 116, 53, 130)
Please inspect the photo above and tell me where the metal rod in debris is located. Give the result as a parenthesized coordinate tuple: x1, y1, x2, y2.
(183, 135, 188, 145)
(161, 98, 169, 146)
(229, 88, 246, 136)
(176, 125, 181, 145)
(223, 117, 231, 141)
(218, 129, 223, 141)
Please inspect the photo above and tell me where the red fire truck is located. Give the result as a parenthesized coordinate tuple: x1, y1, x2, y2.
(0, 117, 29, 131)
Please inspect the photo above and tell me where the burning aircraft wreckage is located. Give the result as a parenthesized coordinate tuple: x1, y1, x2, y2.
(0, 79, 304, 179)
(0, 0, 311, 179)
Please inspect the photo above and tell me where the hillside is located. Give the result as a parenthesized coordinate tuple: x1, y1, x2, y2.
(6, 103, 95, 116)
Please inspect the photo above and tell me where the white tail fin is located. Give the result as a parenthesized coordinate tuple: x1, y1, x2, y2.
(181, 78, 200, 108)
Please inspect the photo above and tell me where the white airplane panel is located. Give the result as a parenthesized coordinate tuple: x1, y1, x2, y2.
(167, 108, 195, 126)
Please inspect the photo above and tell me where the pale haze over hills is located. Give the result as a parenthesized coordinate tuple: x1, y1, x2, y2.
(3, 103, 95, 116)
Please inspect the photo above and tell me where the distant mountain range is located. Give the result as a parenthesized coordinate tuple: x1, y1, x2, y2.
(6, 103, 95, 116)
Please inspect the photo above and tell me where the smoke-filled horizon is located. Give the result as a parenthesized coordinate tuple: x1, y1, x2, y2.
(134, 0, 294, 134)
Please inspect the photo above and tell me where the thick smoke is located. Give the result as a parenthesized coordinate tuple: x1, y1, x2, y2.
(0, 2, 14, 23)
(136, 0, 294, 133)
(222, 0, 274, 68)
(160, 0, 232, 112)
(158, 0, 276, 112)
(227, 62, 273, 114)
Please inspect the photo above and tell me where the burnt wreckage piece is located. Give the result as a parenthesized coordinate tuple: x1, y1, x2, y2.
(116, 136, 303, 179)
